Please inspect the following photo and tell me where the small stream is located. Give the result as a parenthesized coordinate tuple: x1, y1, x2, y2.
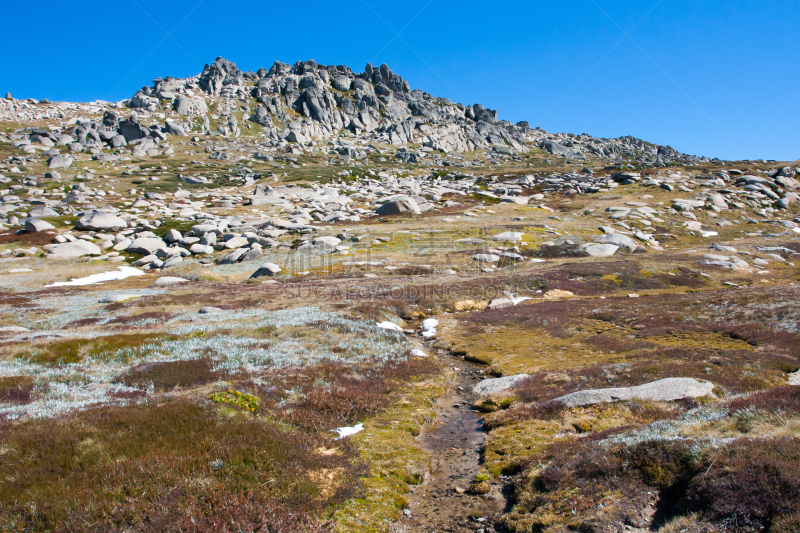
(393, 351, 510, 533)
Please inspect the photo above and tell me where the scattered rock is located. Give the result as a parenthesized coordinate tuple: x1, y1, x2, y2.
(473, 374, 530, 396)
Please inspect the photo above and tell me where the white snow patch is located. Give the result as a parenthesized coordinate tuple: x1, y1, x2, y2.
(332, 423, 364, 439)
(411, 348, 428, 357)
(377, 321, 403, 332)
(421, 318, 438, 338)
(45, 266, 144, 287)
(700, 231, 719, 238)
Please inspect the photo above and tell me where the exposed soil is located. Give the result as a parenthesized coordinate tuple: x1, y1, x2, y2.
(393, 350, 511, 533)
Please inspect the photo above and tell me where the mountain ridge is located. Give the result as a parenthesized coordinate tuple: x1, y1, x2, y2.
(120, 56, 710, 166)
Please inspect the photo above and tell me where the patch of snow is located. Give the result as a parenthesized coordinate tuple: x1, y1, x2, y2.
(411, 348, 428, 357)
(503, 291, 531, 306)
(377, 321, 403, 332)
(332, 422, 364, 439)
(45, 266, 144, 287)
(421, 318, 438, 338)
(8, 268, 34, 273)
(700, 231, 719, 237)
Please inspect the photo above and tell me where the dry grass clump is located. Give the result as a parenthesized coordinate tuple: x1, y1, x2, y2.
(519, 260, 708, 295)
(16, 338, 87, 365)
(532, 240, 588, 259)
(0, 399, 363, 532)
(729, 384, 800, 411)
(117, 358, 220, 391)
(0, 376, 34, 405)
(0, 229, 57, 247)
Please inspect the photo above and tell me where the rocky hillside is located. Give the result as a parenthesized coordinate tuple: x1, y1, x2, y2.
(1, 56, 708, 168)
(0, 55, 799, 533)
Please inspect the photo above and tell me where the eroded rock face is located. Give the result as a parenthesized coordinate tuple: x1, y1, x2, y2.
(174, 96, 208, 116)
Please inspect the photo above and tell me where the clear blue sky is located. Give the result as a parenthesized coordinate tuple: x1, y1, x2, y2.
(3, 0, 798, 162)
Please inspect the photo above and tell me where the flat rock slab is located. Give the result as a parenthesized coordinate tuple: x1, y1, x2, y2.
(584, 243, 619, 257)
(77, 210, 128, 231)
(44, 240, 101, 259)
(153, 276, 189, 285)
(552, 377, 715, 407)
(99, 294, 142, 303)
(473, 374, 530, 396)
(493, 231, 525, 242)
(596, 233, 638, 251)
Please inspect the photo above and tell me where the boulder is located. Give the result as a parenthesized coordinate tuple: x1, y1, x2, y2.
(223, 236, 249, 249)
(24, 218, 55, 232)
(250, 262, 282, 279)
(376, 198, 422, 216)
(164, 120, 187, 136)
(500, 196, 529, 204)
(126, 237, 168, 255)
(473, 374, 530, 396)
(551, 377, 715, 407)
(163, 229, 182, 243)
(174, 96, 208, 116)
(311, 236, 341, 249)
(583, 243, 619, 257)
(472, 253, 500, 262)
(28, 206, 59, 218)
(76, 210, 128, 231)
(189, 243, 214, 255)
(131, 254, 159, 267)
(493, 231, 525, 242)
(43, 240, 102, 259)
(118, 118, 150, 142)
(48, 155, 74, 169)
(596, 233, 638, 251)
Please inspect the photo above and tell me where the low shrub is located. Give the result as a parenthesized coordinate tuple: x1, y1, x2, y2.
(0, 400, 364, 532)
(726, 386, 800, 414)
(117, 358, 219, 391)
(506, 433, 800, 533)
(685, 438, 800, 532)
(0, 376, 34, 405)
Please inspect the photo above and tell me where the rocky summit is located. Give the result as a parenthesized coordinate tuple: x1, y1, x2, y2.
(0, 56, 799, 533)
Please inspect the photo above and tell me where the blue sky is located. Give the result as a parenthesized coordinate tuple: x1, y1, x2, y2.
(2, 0, 798, 162)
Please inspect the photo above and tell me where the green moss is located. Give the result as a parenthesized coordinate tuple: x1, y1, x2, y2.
(209, 390, 260, 413)
(151, 219, 197, 238)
